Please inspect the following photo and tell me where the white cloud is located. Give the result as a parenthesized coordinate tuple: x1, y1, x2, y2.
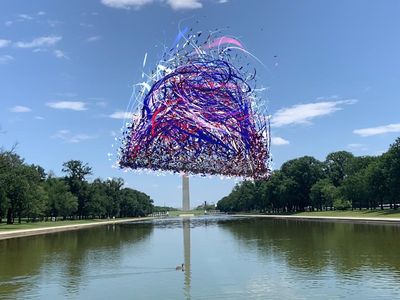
(347, 143, 367, 151)
(32, 48, 48, 53)
(35, 116, 45, 120)
(271, 136, 290, 146)
(167, 0, 202, 10)
(109, 111, 136, 119)
(9, 105, 32, 113)
(87, 36, 102, 42)
(101, 0, 154, 9)
(15, 36, 62, 48)
(18, 14, 33, 21)
(0, 55, 14, 64)
(0, 39, 11, 48)
(101, 0, 207, 10)
(80, 22, 94, 28)
(271, 99, 357, 127)
(37, 11, 46, 16)
(53, 49, 69, 59)
(46, 101, 87, 111)
(353, 123, 400, 137)
(47, 20, 63, 27)
(53, 129, 95, 143)
(5, 21, 13, 26)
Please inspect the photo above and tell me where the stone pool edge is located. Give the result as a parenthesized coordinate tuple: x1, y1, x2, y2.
(0, 217, 155, 241)
(233, 214, 400, 224)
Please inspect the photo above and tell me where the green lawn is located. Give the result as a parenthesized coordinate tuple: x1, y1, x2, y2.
(293, 209, 400, 219)
(0, 219, 103, 231)
(167, 210, 206, 217)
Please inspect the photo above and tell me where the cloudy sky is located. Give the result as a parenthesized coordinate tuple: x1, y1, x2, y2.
(1, 0, 399, 207)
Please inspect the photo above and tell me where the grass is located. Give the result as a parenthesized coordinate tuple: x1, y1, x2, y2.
(167, 210, 206, 217)
(292, 209, 400, 219)
(0, 219, 103, 231)
(0, 212, 209, 232)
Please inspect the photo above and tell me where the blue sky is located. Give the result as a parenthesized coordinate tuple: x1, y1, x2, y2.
(1, 0, 400, 208)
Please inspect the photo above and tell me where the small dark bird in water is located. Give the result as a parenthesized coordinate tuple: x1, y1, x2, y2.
(176, 263, 184, 271)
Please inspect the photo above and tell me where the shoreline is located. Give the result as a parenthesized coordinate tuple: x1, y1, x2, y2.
(2, 213, 400, 241)
(233, 214, 400, 224)
(0, 217, 155, 241)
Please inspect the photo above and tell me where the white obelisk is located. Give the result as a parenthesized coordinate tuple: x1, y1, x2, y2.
(182, 173, 190, 211)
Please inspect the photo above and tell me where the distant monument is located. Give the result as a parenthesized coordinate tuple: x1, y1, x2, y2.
(182, 174, 190, 211)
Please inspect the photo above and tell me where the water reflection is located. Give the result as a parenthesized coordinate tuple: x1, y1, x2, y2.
(0, 223, 153, 300)
(1, 216, 400, 299)
(219, 217, 400, 276)
(183, 218, 191, 299)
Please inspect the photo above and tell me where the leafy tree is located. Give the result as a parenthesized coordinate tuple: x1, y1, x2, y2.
(310, 179, 337, 210)
(263, 171, 285, 213)
(364, 158, 389, 210)
(339, 172, 368, 210)
(0, 150, 154, 223)
(104, 178, 124, 217)
(281, 156, 325, 211)
(119, 188, 141, 217)
(119, 188, 153, 217)
(0, 152, 29, 223)
(217, 136, 399, 214)
(62, 160, 92, 181)
(333, 198, 351, 210)
(62, 160, 92, 218)
(384, 138, 400, 208)
(324, 151, 354, 186)
(25, 184, 48, 221)
(45, 178, 78, 220)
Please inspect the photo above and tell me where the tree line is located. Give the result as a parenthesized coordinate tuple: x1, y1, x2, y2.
(217, 137, 400, 213)
(0, 149, 154, 224)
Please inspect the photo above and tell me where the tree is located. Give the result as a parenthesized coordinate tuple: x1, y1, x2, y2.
(310, 179, 337, 210)
(333, 198, 351, 210)
(281, 156, 325, 211)
(384, 138, 400, 208)
(87, 179, 108, 218)
(0, 151, 29, 223)
(364, 158, 389, 210)
(45, 178, 78, 220)
(104, 178, 124, 217)
(263, 171, 285, 213)
(62, 160, 92, 218)
(324, 151, 354, 186)
(62, 160, 92, 181)
(217, 136, 400, 214)
(339, 172, 368, 209)
(25, 184, 48, 221)
(119, 188, 153, 217)
(119, 188, 140, 217)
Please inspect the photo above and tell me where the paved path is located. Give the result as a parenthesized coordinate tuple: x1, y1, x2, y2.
(234, 214, 400, 223)
(0, 217, 154, 240)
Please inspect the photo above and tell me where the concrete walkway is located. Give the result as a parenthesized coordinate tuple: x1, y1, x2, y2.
(234, 214, 400, 224)
(0, 217, 154, 240)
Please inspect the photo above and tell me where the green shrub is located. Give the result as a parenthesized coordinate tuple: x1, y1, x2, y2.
(333, 198, 351, 210)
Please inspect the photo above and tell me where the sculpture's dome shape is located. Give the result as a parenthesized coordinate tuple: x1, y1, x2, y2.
(119, 32, 270, 179)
